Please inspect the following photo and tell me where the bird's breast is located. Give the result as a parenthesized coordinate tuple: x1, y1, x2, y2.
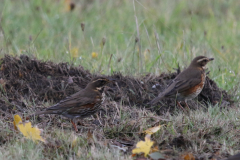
(181, 72, 206, 100)
(95, 92, 105, 103)
(101, 93, 105, 104)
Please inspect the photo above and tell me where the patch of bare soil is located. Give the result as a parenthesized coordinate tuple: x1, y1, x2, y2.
(0, 55, 235, 159)
(0, 55, 232, 115)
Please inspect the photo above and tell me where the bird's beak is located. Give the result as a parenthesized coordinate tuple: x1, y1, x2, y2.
(208, 58, 214, 61)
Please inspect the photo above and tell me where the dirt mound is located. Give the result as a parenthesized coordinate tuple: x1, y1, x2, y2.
(0, 55, 232, 115)
(108, 71, 231, 114)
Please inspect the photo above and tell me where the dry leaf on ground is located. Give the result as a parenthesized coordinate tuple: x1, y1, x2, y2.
(132, 135, 154, 157)
(13, 115, 46, 143)
(13, 114, 22, 130)
(143, 125, 162, 135)
(181, 153, 195, 160)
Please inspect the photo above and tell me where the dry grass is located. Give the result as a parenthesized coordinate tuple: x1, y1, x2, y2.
(1, 102, 240, 159)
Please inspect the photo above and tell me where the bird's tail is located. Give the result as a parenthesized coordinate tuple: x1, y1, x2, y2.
(30, 110, 53, 116)
(148, 95, 164, 106)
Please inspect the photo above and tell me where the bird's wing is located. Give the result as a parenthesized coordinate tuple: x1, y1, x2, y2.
(164, 70, 203, 97)
(164, 78, 201, 97)
(46, 90, 101, 112)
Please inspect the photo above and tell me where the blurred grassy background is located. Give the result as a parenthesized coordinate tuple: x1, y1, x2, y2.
(0, 0, 240, 94)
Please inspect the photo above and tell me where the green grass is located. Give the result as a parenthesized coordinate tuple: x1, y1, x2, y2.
(0, 0, 240, 159)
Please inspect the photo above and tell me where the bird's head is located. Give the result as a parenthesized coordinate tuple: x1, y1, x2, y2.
(189, 56, 214, 69)
(86, 77, 115, 92)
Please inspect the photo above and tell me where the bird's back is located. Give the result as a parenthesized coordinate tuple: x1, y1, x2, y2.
(34, 88, 102, 118)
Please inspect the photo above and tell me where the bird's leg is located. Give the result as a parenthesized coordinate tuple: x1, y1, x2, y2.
(183, 101, 190, 110)
(177, 101, 186, 112)
(71, 120, 78, 132)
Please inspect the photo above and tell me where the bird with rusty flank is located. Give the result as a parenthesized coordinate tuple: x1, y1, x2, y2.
(33, 77, 115, 131)
(149, 56, 214, 111)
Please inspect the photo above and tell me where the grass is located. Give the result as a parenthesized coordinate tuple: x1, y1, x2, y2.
(0, 0, 240, 159)
(1, 105, 240, 159)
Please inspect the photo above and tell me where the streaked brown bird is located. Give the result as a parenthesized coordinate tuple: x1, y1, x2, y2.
(33, 77, 114, 131)
(149, 56, 214, 111)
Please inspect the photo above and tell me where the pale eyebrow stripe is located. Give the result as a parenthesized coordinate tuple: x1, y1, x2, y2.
(91, 78, 106, 83)
(197, 58, 208, 63)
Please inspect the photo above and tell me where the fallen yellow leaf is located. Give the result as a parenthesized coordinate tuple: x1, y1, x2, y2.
(13, 115, 46, 143)
(144, 125, 162, 135)
(91, 52, 98, 58)
(18, 122, 46, 142)
(132, 135, 154, 157)
(13, 115, 22, 130)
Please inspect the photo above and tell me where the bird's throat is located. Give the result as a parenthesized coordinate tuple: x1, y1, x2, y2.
(96, 87, 104, 93)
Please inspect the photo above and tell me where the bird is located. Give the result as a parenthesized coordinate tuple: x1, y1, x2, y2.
(33, 77, 115, 131)
(149, 56, 214, 111)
